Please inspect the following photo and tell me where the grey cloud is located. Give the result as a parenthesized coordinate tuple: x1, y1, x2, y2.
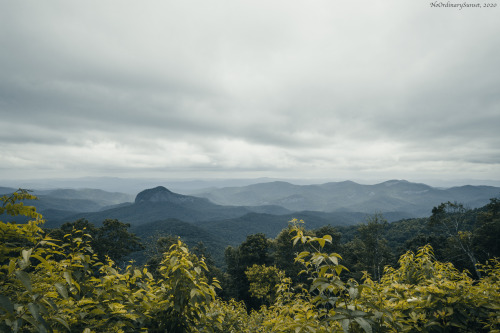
(1, 0, 499, 181)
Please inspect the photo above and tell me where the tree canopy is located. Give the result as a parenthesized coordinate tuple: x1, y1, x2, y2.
(49, 218, 144, 265)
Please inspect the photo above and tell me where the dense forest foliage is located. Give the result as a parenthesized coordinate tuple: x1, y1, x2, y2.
(1, 190, 499, 332)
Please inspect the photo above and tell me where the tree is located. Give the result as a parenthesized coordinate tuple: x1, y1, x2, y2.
(344, 214, 393, 281)
(95, 219, 144, 263)
(401, 232, 448, 260)
(224, 233, 273, 307)
(245, 264, 284, 307)
(50, 218, 144, 265)
(273, 225, 309, 285)
(238, 233, 273, 267)
(0, 189, 44, 266)
(140, 234, 178, 278)
(430, 201, 481, 278)
(474, 198, 500, 261)
(151, 239, 220, 332)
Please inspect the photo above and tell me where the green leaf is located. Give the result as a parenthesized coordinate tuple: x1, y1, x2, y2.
(330, 314, 348, 321)
(15, 270, 32, 292)
(354, 317, 372, 333)
(42, 297, 58, 311)
(21, 313, 38, 327)
(53, 316, 71, 330)
(37, 322, 49, 333)
(63, 271, 72, 286)
(341, 319, 350, 333)
(54, 282, 68, 299)
(0, 295, 14, 314)
(28, 302, 41, 321)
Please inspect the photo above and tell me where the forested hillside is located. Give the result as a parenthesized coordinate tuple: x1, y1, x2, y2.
(1, 190, 499, 332)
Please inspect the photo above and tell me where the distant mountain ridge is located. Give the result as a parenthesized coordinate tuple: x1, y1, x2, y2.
(0, 187, 134, 224)
(3, 181, 499, 226)
(38, 188, 133, 206)
(0, 187, 133, 208)
(193, 180, 500, 217)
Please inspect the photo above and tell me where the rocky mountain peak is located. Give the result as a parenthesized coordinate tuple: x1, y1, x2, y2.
(134, 186, 200, 205)
(135, 186, 176, 203)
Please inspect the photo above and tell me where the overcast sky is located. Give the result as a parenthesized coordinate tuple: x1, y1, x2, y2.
(1, 0, 499, 185)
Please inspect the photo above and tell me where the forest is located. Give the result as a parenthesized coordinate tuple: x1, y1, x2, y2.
(1, 190, 499, 332)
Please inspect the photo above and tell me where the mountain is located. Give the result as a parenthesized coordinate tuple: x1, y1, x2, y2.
(193, 180, 500, 217)
(5, 181, 499, 229)
(0, 187, 134, 224)
(1, 187, 133, 205)
(40, 186, 415, 255)
(35, 188, 133, 206)
(50, 186, 290, 227)
(0, 177, 285, 196)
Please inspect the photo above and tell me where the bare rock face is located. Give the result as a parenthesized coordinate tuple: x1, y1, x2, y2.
(134, 186, 194, 204)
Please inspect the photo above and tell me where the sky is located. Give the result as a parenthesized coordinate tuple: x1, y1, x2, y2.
(1, 0, 499, 186)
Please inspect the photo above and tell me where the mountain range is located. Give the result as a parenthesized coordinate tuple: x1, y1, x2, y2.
(2, 180, 499, 230)
(2, 180, 499, 266)
(193, 180, 500, 216)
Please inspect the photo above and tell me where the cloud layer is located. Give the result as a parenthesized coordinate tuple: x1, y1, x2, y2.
(1, 0, 499, 183)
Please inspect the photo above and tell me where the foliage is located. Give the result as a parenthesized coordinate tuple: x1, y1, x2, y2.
(284, 219, 374, 332)
(1, 191, 500, 332)
(245, 264, 284, 305)
(343, 214, 393, 281)
(0, 190, 222, 332)
(49, 218, 144, 265)
(430, 201, 481, 278)
(474, 198, 500, 261)
(149, 239, 220, 332)
(224, 233, 273, 307)
(360, 245, 500, 332)
(143, 234, 179, 278)
(0, 190, 155, 332)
